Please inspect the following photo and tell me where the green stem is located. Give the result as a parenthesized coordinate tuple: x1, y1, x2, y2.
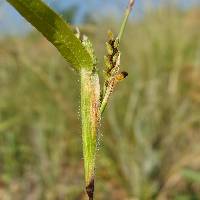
(100, 80, 115, 115)
(100, 97, 107, 115)
(118, 0, 135, 42)
(81, 68, 100, 200)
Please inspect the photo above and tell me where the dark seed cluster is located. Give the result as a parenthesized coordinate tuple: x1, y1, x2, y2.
(104, 31, 121, 78)
(104, 31, 128, 86)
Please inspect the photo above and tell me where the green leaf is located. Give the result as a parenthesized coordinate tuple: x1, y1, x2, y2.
(7, 0, 94, 71)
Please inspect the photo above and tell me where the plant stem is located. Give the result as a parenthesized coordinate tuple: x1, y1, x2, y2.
(118, 0, 135, 42)
(100, 79, 116, 115)
(81, 68, 100, 200)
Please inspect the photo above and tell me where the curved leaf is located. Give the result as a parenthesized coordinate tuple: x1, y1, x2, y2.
(7, 0, 94, 71)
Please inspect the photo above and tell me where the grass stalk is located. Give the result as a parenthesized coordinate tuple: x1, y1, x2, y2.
(81, 68, 100, 200)
(118, 0, 135, 42)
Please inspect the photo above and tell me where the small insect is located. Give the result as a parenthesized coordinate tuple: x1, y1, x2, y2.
(115, 71, 128, 81)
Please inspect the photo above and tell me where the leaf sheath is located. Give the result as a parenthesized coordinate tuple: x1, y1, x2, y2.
(81, 68, 100, 199)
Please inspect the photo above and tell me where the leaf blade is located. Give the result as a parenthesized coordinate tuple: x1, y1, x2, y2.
(7, 0, 94, 70)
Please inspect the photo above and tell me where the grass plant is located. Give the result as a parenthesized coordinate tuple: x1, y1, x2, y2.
(5, 0, 134, 199)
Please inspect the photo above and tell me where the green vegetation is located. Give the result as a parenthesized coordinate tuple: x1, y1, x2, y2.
(0, 2, 200, 200)
(7, 0, 94, 70)
(5, 0, 133, 199)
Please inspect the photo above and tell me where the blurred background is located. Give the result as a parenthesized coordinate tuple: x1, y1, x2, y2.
(0, 0, 200, 199)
